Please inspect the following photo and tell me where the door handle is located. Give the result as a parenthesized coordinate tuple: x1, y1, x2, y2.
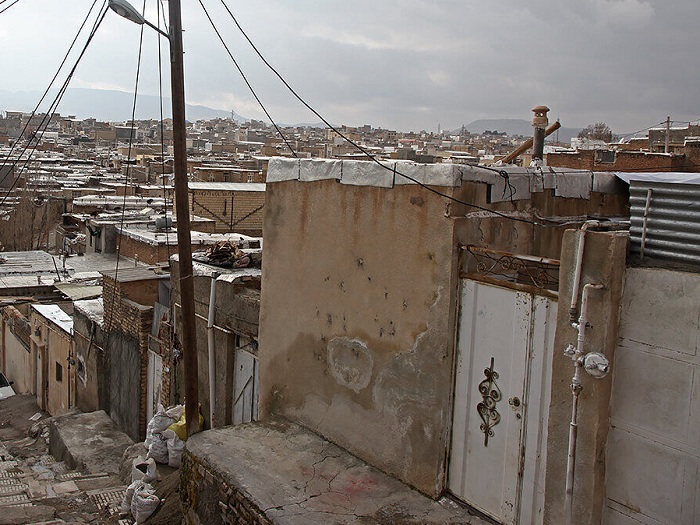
(509, 397, 521, 407)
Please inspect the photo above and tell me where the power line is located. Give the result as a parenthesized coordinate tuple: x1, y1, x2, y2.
(0, 6, 108, 208)
(197, 0, 297, 158)
(617, 121, 667, 139)
(156, 0, 173, 259)
(0, 0, 21, 15)
(0, 0, 103, 187)
(216, 0, 552, 226)
(105, 0, 148, 341)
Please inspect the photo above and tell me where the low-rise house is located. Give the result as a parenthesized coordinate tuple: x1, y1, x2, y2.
(102, 266, 170, 441)
(178, 158, 630, 524)
(30, 304, 74, 416)
(72, 298, 106, 413)
(116, 227, 260, 265)
(170, 253, 262, 430)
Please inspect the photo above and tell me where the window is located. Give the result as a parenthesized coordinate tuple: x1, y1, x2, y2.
(77, 355, 87, 385)
(55, 362, 63, 382)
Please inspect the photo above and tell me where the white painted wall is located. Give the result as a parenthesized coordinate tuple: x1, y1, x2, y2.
(604, 267, 700, 525)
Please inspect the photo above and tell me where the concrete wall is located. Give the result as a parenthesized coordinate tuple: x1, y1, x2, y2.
(1, 307, 34, 394)
(103, 277, 155, 441)
(170, 264, 261, 429)
(604, 267, 700, 524)
(73, 311, 106, 413)
(543, 230, 629, 524)
(258, 178, 459, 497)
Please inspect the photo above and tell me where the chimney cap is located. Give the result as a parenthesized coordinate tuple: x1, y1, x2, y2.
(532, 105, 550, 128)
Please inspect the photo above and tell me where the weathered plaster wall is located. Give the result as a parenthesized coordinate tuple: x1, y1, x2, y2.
(452, 182, 629, 260)
(43, 319, 73, 417)
(543, 230, 629, 524)
(170, 267, 261, 429)
(1, 307, 33, 394)
(104, 277, 154, 441)
(73, 311, 106, 413)
(258, 178, 459, 497)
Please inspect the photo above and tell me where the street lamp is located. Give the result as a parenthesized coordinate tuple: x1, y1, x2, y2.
(108, 0, 169, 37)
(109, 0, 200, 437)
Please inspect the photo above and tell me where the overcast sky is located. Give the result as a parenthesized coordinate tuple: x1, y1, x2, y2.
(1, 0, 698, 133)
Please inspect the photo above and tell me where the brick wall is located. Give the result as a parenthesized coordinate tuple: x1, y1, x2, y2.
(547, 149, 691, 172)
(103, 276, 155, 440)
(181, 451, 272, 525)
(189, 189, 265, 236)
(117, 234, 173, 265)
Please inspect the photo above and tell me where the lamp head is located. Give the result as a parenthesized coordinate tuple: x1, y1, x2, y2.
(108, 0, 146, 25)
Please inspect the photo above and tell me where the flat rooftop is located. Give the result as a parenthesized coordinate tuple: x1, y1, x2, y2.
(184, 420, 487, 525)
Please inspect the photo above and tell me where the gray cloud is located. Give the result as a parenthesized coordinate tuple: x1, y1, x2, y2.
(0, 0, 697, 132)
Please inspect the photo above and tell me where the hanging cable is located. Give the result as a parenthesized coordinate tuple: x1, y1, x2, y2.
(0, 1, 107, 188)
(0, 0, 21, 15)
(0, 6, 108, 208)
(197, 0, 298, 158)
(105, 0, 148, 338)
(216, 1, 555, 226)
(157, 0, 172, 259)
(0, 0, 102, 187)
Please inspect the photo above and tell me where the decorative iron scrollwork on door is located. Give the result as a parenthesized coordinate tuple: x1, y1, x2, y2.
(477, 357, 502, 447)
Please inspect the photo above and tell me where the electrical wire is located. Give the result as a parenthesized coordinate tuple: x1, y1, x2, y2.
(0, 0, 20, 15)
(197, 0, 297, 158)
(0, 0, 102, 187)
(105, 0, 148, 339)
(216, 0, 551, 226)
(0, 1, 107, 187)
(0, 6, 108, 208)
(616, 121, 667, 139)
(156, 0, 172, 259)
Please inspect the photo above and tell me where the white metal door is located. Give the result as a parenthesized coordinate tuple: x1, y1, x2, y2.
(233, 348, 258, 425)
(147, 351, 163, 424)
(449, 279, 556, 525)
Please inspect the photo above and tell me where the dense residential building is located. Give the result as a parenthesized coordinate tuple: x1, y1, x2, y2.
(0, 108, 699, 525)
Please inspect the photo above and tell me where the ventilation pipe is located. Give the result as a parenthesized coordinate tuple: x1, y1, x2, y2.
(531, 105, 550, 164)
(207, 271, 220, 428)
(499, 120, 561, 165)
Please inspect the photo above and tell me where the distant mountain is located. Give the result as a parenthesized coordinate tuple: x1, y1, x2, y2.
(460, 118, 582, 144)
(0, 88, 248, 123)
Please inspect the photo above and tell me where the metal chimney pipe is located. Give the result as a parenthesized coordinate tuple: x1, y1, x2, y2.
(532, 105, 550, 162)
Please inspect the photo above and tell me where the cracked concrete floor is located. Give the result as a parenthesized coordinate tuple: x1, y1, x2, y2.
(186, 420, 492, 525)
(0, 395, 131, 525)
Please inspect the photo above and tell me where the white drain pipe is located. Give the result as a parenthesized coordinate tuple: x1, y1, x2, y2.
(569, 221, 598, 323)
(207, 271, 220, 428)
(564, 282, 603, 525)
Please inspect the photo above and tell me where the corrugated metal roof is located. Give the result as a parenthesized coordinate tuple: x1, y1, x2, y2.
(55, 284, 102, 301)
(100, 266, 169, 283)
(31, 304, 73, 334)
(188, 182, 266, 192)
(626, 178, 700, 265)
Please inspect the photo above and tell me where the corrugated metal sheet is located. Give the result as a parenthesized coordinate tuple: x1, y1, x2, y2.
(629, 181, 700, 264)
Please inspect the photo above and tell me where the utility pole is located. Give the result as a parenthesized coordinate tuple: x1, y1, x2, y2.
(168, 0, 200, 437)
(664, 115, 670, 154)
(109, 0, 200, 437)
